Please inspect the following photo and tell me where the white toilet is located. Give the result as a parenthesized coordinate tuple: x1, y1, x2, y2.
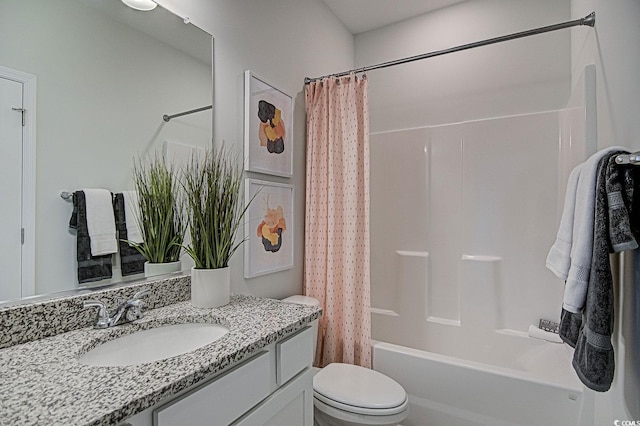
(283, 295, 409, 426)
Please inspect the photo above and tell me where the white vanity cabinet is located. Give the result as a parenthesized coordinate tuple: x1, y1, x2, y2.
(123, 326, 314, 426)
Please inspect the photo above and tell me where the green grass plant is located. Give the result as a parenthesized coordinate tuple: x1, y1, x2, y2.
(182, 147, 253, 269)
(128, 155, 185, 263)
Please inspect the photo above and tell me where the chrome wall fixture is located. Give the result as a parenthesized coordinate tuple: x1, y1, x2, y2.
(163, 105, 213, 122)
(304, 12, 596, 84)
(615, 153, 640, 165)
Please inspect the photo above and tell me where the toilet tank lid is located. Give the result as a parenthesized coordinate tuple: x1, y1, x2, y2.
(282, 295, 321, 307)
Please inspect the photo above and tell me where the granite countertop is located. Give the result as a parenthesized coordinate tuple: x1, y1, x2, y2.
(0, 294, 321, 426)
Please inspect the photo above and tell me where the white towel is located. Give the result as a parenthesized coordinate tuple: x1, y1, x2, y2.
(546, 163, 583, 279)
(83, 188, 117, 256)
(528, 325, 562, 343)
(562, 147, 627, 313)
(122, 191, 143, 244)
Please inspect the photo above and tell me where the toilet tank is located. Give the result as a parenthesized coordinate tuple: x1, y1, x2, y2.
(282, 295, 320, 359)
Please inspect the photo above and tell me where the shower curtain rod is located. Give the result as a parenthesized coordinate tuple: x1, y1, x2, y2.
(163, 105, 213, 122)
(304, 12, 595, 84)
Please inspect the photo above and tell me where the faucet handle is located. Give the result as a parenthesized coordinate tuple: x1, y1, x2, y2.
(84, 300, 109, 329)
(125, 289, 150, 322)
(131, 289, 150, 301)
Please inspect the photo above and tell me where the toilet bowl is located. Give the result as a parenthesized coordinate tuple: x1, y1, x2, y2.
(282, 296, 409, 426)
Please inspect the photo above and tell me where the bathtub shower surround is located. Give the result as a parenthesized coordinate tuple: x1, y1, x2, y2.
(369, 106, 594, 424)
(371, 111, 567, 335)
(304, 74, 371, 368)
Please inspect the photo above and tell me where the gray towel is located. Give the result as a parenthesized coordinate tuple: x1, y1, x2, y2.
(113, 193, 146, 276)
(569, 151, 639, 392)
(560, 153, 637, 347)
(571, 154, 615, 391)
(606, 154, 638, 252)
(69, 191, 113, 283)
(558, 308, 581, 348)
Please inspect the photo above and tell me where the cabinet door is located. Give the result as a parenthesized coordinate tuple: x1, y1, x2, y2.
(277, 327, 313, 385)
(155, 351, 273, 426)
(234, 368, 314, 426)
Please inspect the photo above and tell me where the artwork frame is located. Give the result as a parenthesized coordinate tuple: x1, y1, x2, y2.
(244, 179, 294, 278)
(244, 70, 293, 178)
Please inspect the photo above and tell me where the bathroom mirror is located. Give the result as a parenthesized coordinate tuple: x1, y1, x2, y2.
(0, 0, 213, 303)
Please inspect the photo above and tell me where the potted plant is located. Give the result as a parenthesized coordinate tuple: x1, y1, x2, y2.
(128, 154, 186, 277)
(182, 147, 252, 308)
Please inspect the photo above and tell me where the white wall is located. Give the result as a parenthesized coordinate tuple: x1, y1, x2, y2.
(355, 0, 572, 133)
(571, 0, 640, 421)
(156, 0, 354, 299)
(571, 0, 640, 153)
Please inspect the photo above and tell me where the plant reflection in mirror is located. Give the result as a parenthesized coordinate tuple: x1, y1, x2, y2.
(127, 155, 186, 263)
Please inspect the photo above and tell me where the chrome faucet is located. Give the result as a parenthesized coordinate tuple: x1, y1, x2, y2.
(83, 289, 150, 329)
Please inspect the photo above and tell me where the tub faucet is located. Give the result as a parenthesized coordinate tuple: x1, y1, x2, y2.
(83, 289, 150, 329)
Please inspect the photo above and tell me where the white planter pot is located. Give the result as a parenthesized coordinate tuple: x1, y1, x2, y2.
(144, 260, 182, 278)
(190, 266, 230, 308)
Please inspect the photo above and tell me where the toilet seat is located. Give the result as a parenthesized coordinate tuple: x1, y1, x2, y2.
(313, 363, 408, 416)
(314, 391, 409, 417)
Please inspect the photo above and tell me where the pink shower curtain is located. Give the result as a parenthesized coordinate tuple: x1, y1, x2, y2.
(304, 75, 371, 368)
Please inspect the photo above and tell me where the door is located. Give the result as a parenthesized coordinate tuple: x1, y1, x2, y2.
(0, 76, 24, 301)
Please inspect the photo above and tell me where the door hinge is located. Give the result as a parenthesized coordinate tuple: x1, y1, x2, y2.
(12, 107, 25, 126)
(21, 228, 24, 245)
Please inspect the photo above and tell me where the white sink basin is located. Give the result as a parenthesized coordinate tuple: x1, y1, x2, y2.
(78, 322, 229, 367)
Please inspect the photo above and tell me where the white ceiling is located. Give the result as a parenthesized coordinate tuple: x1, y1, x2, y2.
(321, 0, 468, 34)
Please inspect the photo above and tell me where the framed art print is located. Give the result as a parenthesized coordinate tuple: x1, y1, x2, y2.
(244, 179, 294, 278)
(244, 70, 293, 177)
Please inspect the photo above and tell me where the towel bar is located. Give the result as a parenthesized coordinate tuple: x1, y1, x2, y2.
(615, 153, 640, 165)
(61, 190, 116, 201)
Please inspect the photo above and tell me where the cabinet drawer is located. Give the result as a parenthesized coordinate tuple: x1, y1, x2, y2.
(276, 327, 313, 385)
(154, 351, 272, 426)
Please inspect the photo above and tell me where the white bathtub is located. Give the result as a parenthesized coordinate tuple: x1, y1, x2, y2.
(372, 336, 594, 426)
